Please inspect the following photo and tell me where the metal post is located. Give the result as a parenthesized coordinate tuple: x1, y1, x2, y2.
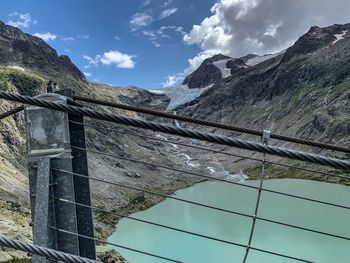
(26, 93, 80, 263)
(56, 89, 96, 259)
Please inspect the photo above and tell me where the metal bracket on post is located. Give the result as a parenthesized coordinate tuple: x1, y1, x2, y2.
(26, 93, 80, 263)
(262, 130, 271, 145)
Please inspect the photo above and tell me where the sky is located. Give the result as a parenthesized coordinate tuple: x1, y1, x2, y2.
(1, 0, 350, 89)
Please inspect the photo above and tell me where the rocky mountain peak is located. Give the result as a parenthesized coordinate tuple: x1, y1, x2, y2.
(183, 54, 234, 89)
(207, 54, 232, 62)
(282, 23, 350, 62)
(0, 20, 86, 81)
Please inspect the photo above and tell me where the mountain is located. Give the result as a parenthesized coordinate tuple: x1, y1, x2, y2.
(0, 21, 85, 81)
(177, 23, 350, 146)
(183, 54, 232, 89)
(182, 51, 285, 90)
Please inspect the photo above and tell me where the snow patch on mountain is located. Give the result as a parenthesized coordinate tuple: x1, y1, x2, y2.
(150, 84, 212, 110)
(245, 53, 280, 66)
(332, 30, 348, 45)
(7, 65, 25, 71)
(213, 59, 231, 78)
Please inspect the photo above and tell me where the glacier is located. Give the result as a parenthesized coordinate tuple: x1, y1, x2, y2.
(150, 84, 212, 110)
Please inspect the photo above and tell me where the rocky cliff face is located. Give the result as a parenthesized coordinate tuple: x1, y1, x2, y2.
(0, 21, 85, 81)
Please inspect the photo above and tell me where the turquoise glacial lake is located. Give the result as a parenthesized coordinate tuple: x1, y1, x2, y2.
(108, 179, 350, 263)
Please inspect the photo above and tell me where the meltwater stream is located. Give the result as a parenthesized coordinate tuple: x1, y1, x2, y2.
(108, 179, 350, 263)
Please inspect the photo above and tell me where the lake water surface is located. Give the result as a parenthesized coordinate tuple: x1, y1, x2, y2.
(108, 179, 350, 263)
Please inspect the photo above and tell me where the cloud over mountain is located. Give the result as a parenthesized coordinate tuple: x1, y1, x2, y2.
(184, 0, 350, 70)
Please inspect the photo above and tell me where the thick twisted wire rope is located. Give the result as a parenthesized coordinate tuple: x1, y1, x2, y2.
(0, 235, 98, 263)
(0, 91, 348, 170)
(47, 227, 182, 263)
(0, 105, 23, 120)
(73, 95, 350, 154)
(74, 120, 348, 180)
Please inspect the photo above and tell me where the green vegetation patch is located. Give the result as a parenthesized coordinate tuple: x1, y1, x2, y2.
(3, 258, 31, 263)
(0, 67, 45, 95)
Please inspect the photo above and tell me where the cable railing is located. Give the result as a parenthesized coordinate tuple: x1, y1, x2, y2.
(52, 167, 350, 212)
(48, 196, 316, 263)
(0, 90, 349, 263)
(0, 91, 349, 169)
(72, 95, 350, 154)
(51, 166, 350, 243)
(75, 120, 348, 180)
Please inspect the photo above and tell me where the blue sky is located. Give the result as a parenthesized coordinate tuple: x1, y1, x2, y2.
(1, 0, 216, 89)
(2, 0, 350, 89)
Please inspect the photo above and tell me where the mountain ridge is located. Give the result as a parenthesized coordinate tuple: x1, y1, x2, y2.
(0, 20, 86, 82)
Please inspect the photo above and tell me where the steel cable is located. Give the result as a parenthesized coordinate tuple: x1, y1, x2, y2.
(73, 95, 350, 154)
(0, 235, 98, 263)
(243, 141, 268, 262)
(73, 120, 349, 180)
(0, 105, 23, 120)
(0, 91, 349, 170)
(52, 167, 350, 212)
(51, 227, 313, 263)
(52, 168, 253, 219)
(50, 191, 350, 249)
(47, 227, 183, 263)
(71, 145, 260, 190)
(50, 197, 313, 263)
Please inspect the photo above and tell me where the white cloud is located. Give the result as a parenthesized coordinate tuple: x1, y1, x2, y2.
(130, 12, 153, 31)
(142, 30, 157, 39)
(62, 36, 75, 41)
(83, 55, 101, 68)
(183, 0, 350, 69)
(162, 72, 184, 88)
(77, 35, 90, 39)
(159, 8, 178, 19)
(114, 36, 121, 41)
(62, 35, 90, 42)
(7, 12, 36, 28)
(33, 32, 57, 42)
(83, 55, 100, 68)
(83, 51, 136, 69)
(83, 72, 92, 77)
(142, 26, 186, 46)
(100, 50, 136, 69)
(152, 41, 161, 47)
(186, 50, 219, 73)
(162, 0, 173, 8)
(141, 0, 151, 6)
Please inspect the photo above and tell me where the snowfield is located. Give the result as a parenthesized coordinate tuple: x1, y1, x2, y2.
(213, 59, 232, 78)
(332, 30, 348, 45)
